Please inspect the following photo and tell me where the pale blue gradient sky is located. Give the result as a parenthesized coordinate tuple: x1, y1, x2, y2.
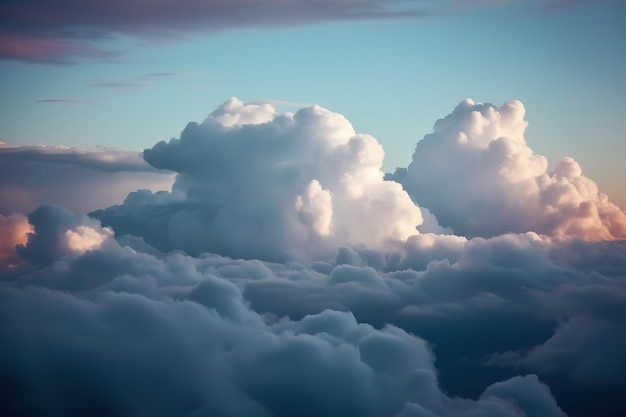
(1, 1, 624, 207)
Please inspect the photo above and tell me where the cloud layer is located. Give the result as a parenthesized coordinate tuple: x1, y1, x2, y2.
(1, 206, 575, 417)
(0, 0, 424, 63)
(0, 143, 174, 214)
(3, 203, 626, 417)
(1, 98, 625, 417)
(1, 0, 613, 63)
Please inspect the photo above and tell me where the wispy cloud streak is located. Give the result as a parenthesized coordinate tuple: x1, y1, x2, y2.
(36, 98, 92, 104)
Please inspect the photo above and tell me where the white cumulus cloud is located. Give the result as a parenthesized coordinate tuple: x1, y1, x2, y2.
(96, 98, 424, 261)
(399, 99, 626, 240)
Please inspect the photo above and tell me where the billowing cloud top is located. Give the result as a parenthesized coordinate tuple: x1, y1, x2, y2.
(94, 98, 626, 265)
(400, 99, 626, 240)
(97, 98, 423, 261)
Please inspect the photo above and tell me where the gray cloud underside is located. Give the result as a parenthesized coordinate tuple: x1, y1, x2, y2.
(3, 204, 626, 417)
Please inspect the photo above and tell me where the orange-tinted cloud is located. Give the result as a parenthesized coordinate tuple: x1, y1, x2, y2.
(0, 213, 32, 269)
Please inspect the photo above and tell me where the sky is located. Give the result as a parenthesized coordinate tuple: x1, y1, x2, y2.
(1, 1, 626, 417)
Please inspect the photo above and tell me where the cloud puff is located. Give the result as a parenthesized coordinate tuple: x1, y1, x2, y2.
(0, 213, 570, 417)
(399, 99, 626, 240)
(15, 204, 115, 266)
(0, 143, 174, 214)
(95, 98, 424, 261)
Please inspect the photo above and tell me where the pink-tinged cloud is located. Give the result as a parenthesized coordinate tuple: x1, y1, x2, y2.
(0, 213, 32, 269)
(64, 225, 114, 255)
(1, 0, 599, 63)
(0, 35, 115, 64)
(0, 0, 426, 63)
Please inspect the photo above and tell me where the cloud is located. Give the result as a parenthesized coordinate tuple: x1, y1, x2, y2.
(517, 316, 626, 383)
(0, 0, 426, 63)
(0, 143, 174, 214)
(0, 211, 572, 417)
(1, 0, 612, 63)
(0, 34, 117, 64)
(91, 80, 147, 89)
(36, 98, 92, 104)
(141, 72, 182, 78)
(488, 239, 626, 384)
(0, 212, 31, 269)
(90, 71, 203, 90)
(398, 99, 626, 240)
(2, 97, 626, 417)
(15, 204, 115, 266)
(249, 99, 317, 108)
(236, 232, 626, 417)
(534, 0, 605, 10)
(94, 97, 424, 261)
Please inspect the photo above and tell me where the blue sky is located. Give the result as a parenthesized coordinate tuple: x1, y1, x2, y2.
(1, 0, 624, 206)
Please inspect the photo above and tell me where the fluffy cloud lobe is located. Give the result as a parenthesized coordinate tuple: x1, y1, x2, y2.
(15, 204, 114, 266)
(399, 99, 626, 240)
